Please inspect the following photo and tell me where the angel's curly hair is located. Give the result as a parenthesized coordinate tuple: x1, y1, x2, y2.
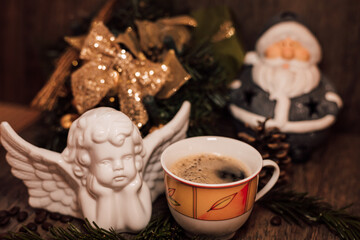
(62, 108, 146, 186)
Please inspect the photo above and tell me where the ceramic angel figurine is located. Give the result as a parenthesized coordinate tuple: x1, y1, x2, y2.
(0, 101, 191, 232)
(229, 12, 342, 162)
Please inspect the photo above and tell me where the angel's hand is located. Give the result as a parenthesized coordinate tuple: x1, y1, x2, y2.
(86, 175, 113, 198)
(124, 173, 143, 194)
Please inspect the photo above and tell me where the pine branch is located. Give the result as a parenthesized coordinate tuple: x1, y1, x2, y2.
(135, 215, 184, 240)
(4, 189, 360, 240)
(4, 217, 185, 240)
(259, 188, 360, 240)
(149, 39, 231, 137)
(6, 230, 44, 240)
(5, 220, 125, 240)
(49, 220, 124, 240)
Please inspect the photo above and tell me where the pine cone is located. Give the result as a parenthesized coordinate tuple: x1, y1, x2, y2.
(237, 120, 292, 188)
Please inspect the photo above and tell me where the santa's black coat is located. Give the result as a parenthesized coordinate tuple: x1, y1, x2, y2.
(229, 65, 341, 162)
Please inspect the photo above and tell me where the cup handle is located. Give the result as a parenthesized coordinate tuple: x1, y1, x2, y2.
(255, 159, 280, 202)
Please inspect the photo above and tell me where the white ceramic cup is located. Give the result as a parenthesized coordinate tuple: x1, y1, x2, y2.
(161, 136, 280, 239)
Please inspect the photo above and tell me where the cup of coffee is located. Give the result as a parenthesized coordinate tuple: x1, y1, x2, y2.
(160, 136, 280, 239)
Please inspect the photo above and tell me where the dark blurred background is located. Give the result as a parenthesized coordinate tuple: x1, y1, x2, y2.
(0, 0, 359, 133)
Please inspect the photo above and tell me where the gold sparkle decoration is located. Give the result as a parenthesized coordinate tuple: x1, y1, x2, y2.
(156, 50, 191, 99)
(211, 21, 236, 43)
(115, 27, 143, 59)
(60, 113, 79, 129)
(30, 0, 117, 112)
(135, 16, 197, 53)
(72, 60, 79, 67)
(65, 35, 86, 50)
(67, 20, 193, 127)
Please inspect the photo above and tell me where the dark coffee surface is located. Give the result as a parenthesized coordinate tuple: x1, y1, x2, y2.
(170, 153, 250, 184)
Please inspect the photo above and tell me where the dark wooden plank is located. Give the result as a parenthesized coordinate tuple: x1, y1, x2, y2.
(0, 0, 107, 105)
(0, 103, 40, 133)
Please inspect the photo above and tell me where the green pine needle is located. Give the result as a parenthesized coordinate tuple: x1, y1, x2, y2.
(4, 217, 184, 240)
(6, 230, 44, 240)
(49, 220, 126, 240)
(259, 188, 360, 240)
(135, 215, 184, 240)
(4, 191, 360, 240)
(149, 39, 232, 137)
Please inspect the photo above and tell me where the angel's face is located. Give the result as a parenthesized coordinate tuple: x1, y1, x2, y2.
(88, 137, 137, 190)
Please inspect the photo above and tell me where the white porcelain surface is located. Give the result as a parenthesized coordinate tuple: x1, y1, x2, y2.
(170, 207, 252, 239)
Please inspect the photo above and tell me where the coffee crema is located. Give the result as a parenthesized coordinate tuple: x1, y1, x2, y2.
(170, 153, 250, 184)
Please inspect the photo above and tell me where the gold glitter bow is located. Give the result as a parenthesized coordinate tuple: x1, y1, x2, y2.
(67, 20, 192, 127)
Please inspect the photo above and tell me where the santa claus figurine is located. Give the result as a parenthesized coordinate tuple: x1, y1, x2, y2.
(229, 12, 342, 162)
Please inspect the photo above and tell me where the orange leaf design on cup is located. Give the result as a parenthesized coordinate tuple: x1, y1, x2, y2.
(168, 188, 181, 206)
(207, 193, 237, 212)
(168, 188, 176, 197)
(199, 185, 248, 220)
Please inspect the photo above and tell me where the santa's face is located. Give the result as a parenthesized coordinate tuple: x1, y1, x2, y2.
(252, 39, 320, 99)
(265, 37, 310, 62)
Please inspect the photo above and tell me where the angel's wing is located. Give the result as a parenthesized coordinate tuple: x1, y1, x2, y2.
(142, 101, 191, 201)
(0, 122, 82, 218)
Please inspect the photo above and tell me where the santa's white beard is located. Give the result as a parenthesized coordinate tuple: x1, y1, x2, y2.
(252, 58, 320, 100)
(230, 53, 336, 132)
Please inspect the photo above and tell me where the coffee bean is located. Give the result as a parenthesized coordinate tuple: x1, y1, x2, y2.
(8, 207, 20, 216)
(19, 226, 27, 233)
(41, 222, 53, 231)
(49, 212, 61, 220)
(35, 209, 47, 216)
(0, 216, 10, 226)
(0, 211, 8, 219)
(270, 216, 282, 226)
(35, 209, 47, 224)
(26, 222, 37, 232)
(17, 211, 28, 222)
(60, 215, 73, 223)
(34, 208, 43, 215)
(34, 214, 46, 224)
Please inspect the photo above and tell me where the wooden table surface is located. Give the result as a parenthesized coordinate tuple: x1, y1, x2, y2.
(1, 0, 360, 239)
(0, 103, 359, 239)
